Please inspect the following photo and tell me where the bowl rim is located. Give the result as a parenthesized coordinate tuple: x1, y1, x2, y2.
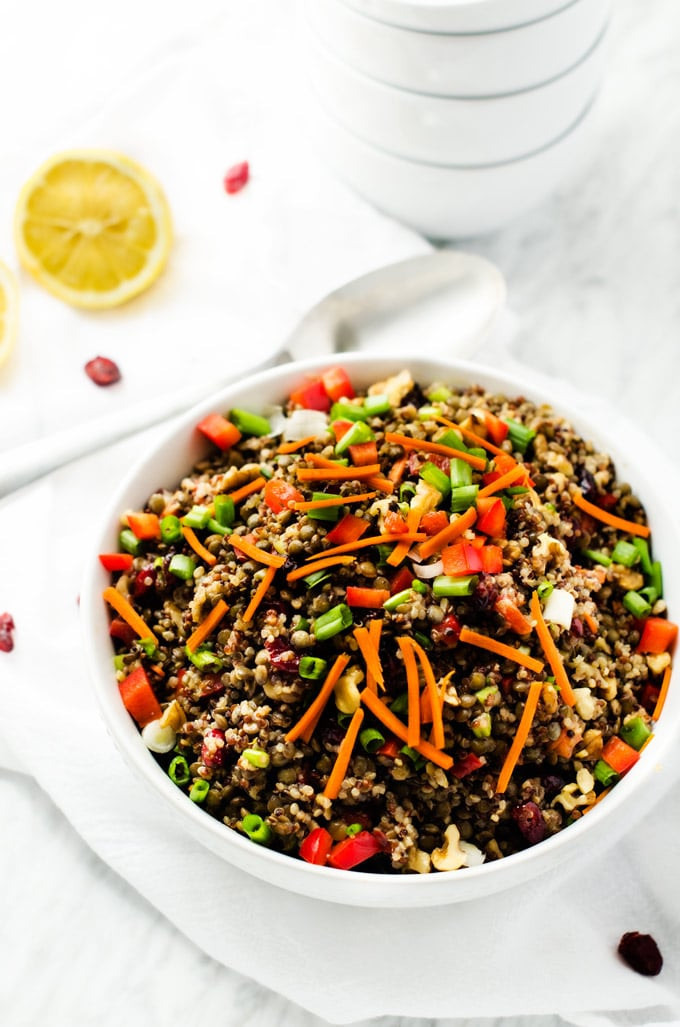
(81, 351, 677, 904)
(340, 0, 581, 34)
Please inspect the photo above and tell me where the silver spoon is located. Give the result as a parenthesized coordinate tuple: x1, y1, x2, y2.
(0, 250, 504, 498)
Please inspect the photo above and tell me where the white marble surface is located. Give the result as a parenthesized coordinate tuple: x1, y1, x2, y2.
(2, 1, 680, 1025)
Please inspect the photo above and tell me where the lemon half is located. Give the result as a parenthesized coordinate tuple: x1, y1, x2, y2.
(0, 261, 19, 369)
(15, 149, 172, 309)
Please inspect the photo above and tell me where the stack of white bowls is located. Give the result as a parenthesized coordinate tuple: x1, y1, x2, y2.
(300, 0, 610, 238)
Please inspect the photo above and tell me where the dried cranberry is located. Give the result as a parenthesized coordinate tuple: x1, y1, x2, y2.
(84, 356, 121, 386)
(512, 801, 546, 845)
(321, 720, 346, 748)
(197, 675, 225, 700)
(265, 637, 300, 674)
(372, 829, 393, 854)
(618, 932, 663, 976)
(577, 467, 598, 501)
(224, 161, 249, 194)
(133, 565, 156, 598)
(0, 612, 15, 652)
(431, 612, 461, 648)
(109, 618, 137, 646)
(201, 728, 227, 768)
(543, 775, 564, 801)
(571, 617, 584, 638)
(472, 575, 499, 612)
(407, 451, 425, 476)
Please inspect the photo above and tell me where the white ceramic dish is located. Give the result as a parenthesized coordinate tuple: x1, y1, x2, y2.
(305, 0, 609, 99)
(343, 0, 577, 33)
(308, 98, 596, 238)
(305, 23, 606, 165)
(82, 352, 678, 908)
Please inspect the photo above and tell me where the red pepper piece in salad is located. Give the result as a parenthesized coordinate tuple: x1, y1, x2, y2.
(325, 513, 369, 546)
(289, 378, 331, 413)
(127, 512, 161, 540)
(321, 366, 355, 402)
(118, 666, 163, 728)
(197, 413, 242, 451)
(441, 541, 483, 577)
(452, 752, 485, 778)
(327, 830, 382, 870)
(476, 496, 506, 538)
(299, 827, 333, 866)
(264, 478, 304, 514)
(99, 553, 134, 572)
(345, 586, 390, 608)
(636, 617, 678, 654)
(600, 736, 640, 776)
(420, 510, 449, 536)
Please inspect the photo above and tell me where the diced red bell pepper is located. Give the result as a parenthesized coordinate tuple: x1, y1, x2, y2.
(383, 510, 409, 535)
(640, 682, 660, 715)
(321, 366, 355, 402)
(127, 512, 161, 540)
(331, 419, 354, 441)
(476, 497, 506, 538)
(388, 456, 408, 485)
(482, 471, 502, 487)
(495, 596, 532, 635)
(377, 738, 400, 758)
(601, 736, 640, 775)
(197, 413, 242, 451)
(637, 618, 678, 654)
(421, 510, 449, 536)
(441, 541, 483, 577)
(480, 545, 503, 574)
(264, 478, 304, 514)
(109, 617, 137, 646)
(289, 378, 331, 413)
(389, 565, 414, 595)
(99, 553, 134, 572)
(325, 513, 369, 545)
(484, 412, 509, 446)
(327, 830, 382, 870)
(345, 586, 390, 608)
(431, 612, 461, 647)
(118, 666, 163, 727)
(494, 452, 517, 475)
(451, 752, 485, 779)
(349, 441, 379, 466)
(299, 827, 333, 866)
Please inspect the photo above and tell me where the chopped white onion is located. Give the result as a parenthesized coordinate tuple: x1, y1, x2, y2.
(542, 588, 575, 629)
(412, 559, 444, 579)
(459, 841, 486, 868)
(141, 720, 176, 754)
(262, 405, 287, 437)
(282, 408, 329, 442)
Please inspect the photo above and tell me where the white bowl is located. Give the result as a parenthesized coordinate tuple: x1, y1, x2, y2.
(308, 98, 597, 238)
(344, 0, 579, 33)
(306, 0, 609, 98)
(82, 353, 678, 908)
(305, 23, 606, 165)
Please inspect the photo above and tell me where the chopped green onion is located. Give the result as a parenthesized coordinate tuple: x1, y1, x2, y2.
(470, 712, 492, 738)
(229, 408, 271, 437)
(399, 482, 417, 502)
(593, 759, 619, 788)
(633, 538, 653, 576)
(389, 693, 408, 716)
(138, 637, 157, 658)
(119, 528, 143, 556)
(242, 748, 270, 769)
(299, 655, 328, 680)
(418, 405, 440, 421)
(113, 654, 126, 671)
(433, 574, 479, 597)
(169, 554, 196, 581)
(620, 717, 652, 751)
(623, 591, 651, 618)
(420, 462, 450, 496)
(426, 386, 452, 403)
(450, 457, 472, 488)
(414, 630, 432, 650)
(207, 518, 231, 536)
(330, 401, 367, 423)
(411, 579, 428, 595)
(436, 429, 467, 452)
(376, 544, 393, 566)
(359, 727, 385, 753)
(259, 464, 274, 480)
(505, 418, 536, 454)
(501, 496, 514, 512)
(313, 603, 353, 641)
(295, 616, 310, 632)
(337, 711, 353, 727)
(383, 588, 413, 611)
(182, 505, 211, 530)
(241, 813, 272, 845)
(303, 569, 332, 589)
(537, 581, 554, 601)
(474, 684, 499, 706)
(639, 586, 659, 605)
(153, 557, 164, 568)
(650, 561, 663, 598)
(400, 745, 425, 770)
(450, 485, 479, 512)
(213, 495, 235, 527)
(185, 645, 223, 671)
(363, 394, 390, 417)
(398, 502, 410, 517)
(189, 779, 210, 803)
(306, 492, 341, 522)
(345, 822, 363, 837)
(611, 540, 640, 567)
(582, 548, 612, 568)
(168, 756, 191, 786)
(505, 486, 529, 496)
(335, 420, 374, 454)
(160, 515, 182, 543)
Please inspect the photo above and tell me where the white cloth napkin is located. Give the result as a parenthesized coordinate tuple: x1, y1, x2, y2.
(0, 2, 679, 1023)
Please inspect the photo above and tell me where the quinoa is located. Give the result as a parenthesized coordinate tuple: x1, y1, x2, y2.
(105, 371, 673, 874)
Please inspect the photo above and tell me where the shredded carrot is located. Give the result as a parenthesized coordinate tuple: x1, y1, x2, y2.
(354, 625, 384, 689)
(182, 526, 218, 567)
(103, 586, 156, 641)
(459, 626, 544, 674)
(305, 453, 345, 470)
(418, 506, 477, 560)
(297, 464, 381, 482)
(431, 414, 509, 459)
(410, 638, 445, 750)
(360, 688, 453, 770)
(186, 599, 229, 652)
(652, 664, 672, 721)
(572, 490, 651, 539)
(150, 664, 165, 677)
(277, 436, 318, 454)
(530, 591, 576, 705)
(303, 532, 426, 562)
(584, 612, 599, 635)
(384, 432, 486, 471)
(243, 565, 277, 623)
(304, 454, 393, 492)
(226, 476, 267, 505)
(398, 637, 421, 748)
(388, 456, 408, 484)
(285, 654, 351, 744)
(286, 555, 355, 582)
(323, 708, 365, 800)
(386, 507, 422, 566)
(476, 464, 526, 498)
(229, 534, 285, 568)
(366, 617, 384, 693)
(365, 474, 395, 494)
(291, 491, 377, 512)
(582, 786, 611, 814)
(495, 679, 543, 793)
(549, 726, 582, 760)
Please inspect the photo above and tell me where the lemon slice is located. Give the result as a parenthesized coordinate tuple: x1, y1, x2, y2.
(0, 261, 19, 369)
(14, 149, 172, 309)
